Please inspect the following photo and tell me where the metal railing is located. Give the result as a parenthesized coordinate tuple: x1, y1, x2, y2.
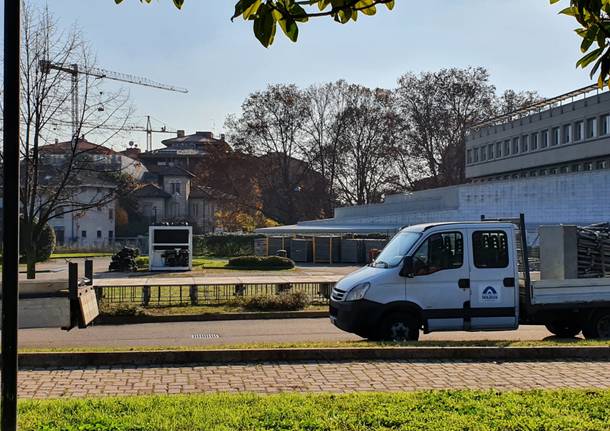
(97, 281, 333, 307)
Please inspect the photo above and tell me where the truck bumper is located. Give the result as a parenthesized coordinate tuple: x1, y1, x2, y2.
(329, 298, 384, 338)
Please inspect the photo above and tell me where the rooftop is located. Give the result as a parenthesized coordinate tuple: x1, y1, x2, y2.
(131, 183, 171, 199)
(40, 138, 118, 156)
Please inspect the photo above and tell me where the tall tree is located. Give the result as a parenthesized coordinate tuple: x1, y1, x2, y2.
(2, 4, 135, 278)
(302, 80, 350, 215)
(334, 85, 401, 205)
(395, 67, 497, 188)
(226, 84, 324, 224)
(495, 89, 543, 116)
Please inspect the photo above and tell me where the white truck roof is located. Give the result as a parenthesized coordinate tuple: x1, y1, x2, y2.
(402, 221, 516, 233)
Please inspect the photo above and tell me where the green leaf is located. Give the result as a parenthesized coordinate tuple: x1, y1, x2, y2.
(232, 0, 260, 20)
(278, 17, 299, 42)
(577, 46, 605, 68)
(580, 27, 598, 52)
(253, 3, 277, 47)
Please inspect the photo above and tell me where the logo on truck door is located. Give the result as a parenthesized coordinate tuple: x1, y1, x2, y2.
(481, 286, 500, 303)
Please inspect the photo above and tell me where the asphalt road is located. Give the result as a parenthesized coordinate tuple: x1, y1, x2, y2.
(18, 318, 559, 350)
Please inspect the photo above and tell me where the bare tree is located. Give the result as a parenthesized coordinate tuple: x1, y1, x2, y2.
(301, 80, 351, 216)
(2, 4, 135, 278)
(495, 89, 543, 116)
(334, 85, 401, 206)
(396, 67, 497, 188)
(226, 84, 322, 224)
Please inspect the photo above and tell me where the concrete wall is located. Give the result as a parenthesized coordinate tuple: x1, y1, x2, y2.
(296, 170, 610, 241)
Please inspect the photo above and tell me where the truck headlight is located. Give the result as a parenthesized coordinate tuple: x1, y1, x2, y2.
(345, 282, 370, 302)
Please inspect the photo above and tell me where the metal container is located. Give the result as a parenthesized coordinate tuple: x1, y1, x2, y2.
(313, 236, 341, 264)
(269, 236, 290, 257)
(254, 238, 268, 256)
(341, 239, 366, 263)
(290, 238, 313, 262)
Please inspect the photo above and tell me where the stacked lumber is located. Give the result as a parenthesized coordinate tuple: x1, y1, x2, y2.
(578, 223, 610, 278)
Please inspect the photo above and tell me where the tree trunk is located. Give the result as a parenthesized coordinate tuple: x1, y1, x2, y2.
(26, 251, 36, 280)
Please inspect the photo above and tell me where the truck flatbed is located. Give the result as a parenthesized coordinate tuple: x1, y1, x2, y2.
(531, 278, 610, 306)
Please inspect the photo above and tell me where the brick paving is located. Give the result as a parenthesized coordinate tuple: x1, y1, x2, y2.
(12, 360, 610, 398)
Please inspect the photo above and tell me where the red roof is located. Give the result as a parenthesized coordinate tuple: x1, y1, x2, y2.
(40, 138, 116, 156)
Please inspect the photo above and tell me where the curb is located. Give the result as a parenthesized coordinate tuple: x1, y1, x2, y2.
(97, 311, 329, 325)
(17, 346, 610, 368)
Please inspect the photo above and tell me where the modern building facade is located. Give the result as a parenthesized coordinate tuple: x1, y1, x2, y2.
(465, 85, 610, 182)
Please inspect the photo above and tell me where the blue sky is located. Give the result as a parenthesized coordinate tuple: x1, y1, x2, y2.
(22, 0, 590, 149)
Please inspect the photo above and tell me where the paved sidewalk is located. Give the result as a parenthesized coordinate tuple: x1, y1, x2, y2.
(16, 359, 610, 398)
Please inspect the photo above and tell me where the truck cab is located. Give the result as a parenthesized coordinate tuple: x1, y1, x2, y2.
(330, 222, 520, 341)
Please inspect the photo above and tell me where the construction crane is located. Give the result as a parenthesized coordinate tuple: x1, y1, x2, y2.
(51, 115, 178, 152)
(39, 60, 188, 143)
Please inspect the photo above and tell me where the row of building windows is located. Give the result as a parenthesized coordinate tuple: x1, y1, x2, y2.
(466, 114, 610, 165)
(81, 230, 114, 239)
(470, 159, 609, 183)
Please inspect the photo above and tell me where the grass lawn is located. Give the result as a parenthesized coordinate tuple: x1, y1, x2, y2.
(20, 390, 610, 430)
(18, 338, 610, 353)
(193, 257, 228, 268)
(119, 304, 328, 316)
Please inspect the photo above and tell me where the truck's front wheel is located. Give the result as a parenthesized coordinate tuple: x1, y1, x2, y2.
(380, 313, 420, 342)
(583, 310, 610, 339)
(544, 321, 582, 338)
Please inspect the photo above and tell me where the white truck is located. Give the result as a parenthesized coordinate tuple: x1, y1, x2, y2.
(330, 216, 610, 341)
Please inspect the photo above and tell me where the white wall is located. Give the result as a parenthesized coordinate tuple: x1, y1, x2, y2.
(298, 169, 610, 235)
(47, 185, 116, 248)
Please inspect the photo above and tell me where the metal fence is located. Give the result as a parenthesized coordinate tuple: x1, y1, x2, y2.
(97, 281, 333, 308)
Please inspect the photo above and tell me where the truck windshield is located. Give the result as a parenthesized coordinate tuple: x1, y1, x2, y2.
(371, 232, 421, 268)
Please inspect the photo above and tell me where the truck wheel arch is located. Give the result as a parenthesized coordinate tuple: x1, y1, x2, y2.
(376, 301, 424, 329)
(583, 308, 610, 339)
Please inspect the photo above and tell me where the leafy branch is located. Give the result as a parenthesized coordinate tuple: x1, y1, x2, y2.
(551, 0, 610, 87)
(114, 0, 395, 47)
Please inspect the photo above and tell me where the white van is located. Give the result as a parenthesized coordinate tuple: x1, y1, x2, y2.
(330, 220, 610, 341)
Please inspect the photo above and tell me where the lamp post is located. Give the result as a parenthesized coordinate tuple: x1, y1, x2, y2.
(2, 1, 21, 430)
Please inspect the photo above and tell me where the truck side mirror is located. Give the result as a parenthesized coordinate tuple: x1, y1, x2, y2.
(400, 256, 415, 278)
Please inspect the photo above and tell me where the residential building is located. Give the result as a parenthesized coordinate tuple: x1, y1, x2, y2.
(131, 164, 229, 233)
(38, 139, 145, 248)
(138, 130, 230, 170)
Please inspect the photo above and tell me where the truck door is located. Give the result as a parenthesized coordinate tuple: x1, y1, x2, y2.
(467, 229, 518, 330)
(407, 230, 471, 331)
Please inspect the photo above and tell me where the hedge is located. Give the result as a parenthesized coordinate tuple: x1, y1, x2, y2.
(228, 255, 295, 269)
(193, 234, 263, 257)
(239, 291, 308, 311)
